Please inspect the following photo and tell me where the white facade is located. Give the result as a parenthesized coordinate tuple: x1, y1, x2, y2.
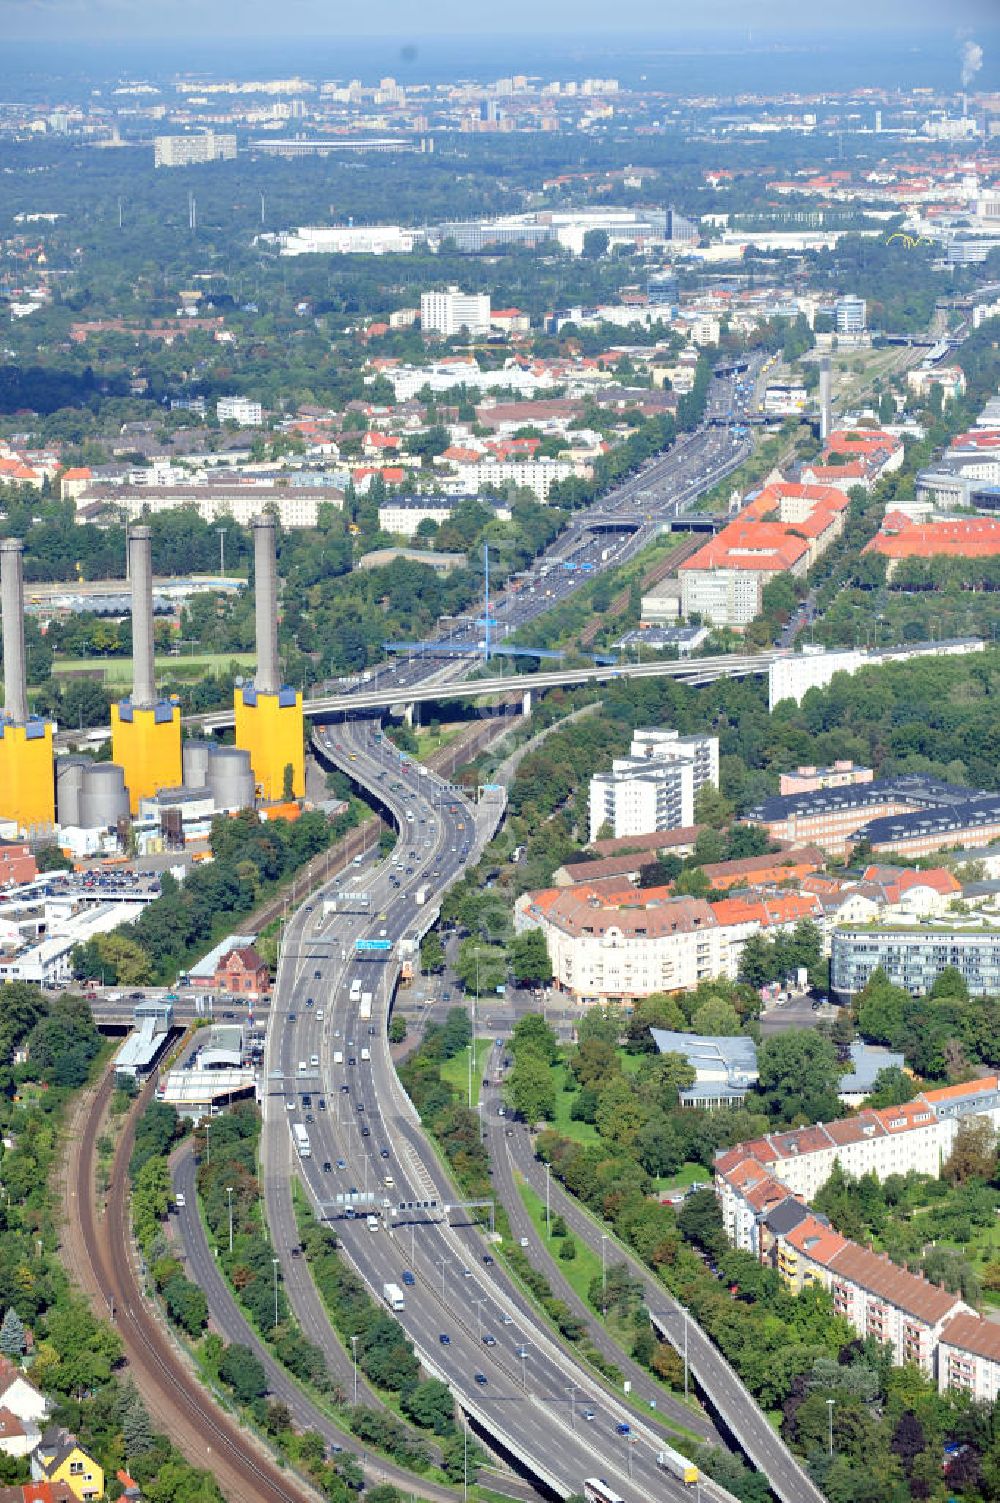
(217, 396, 263, 427)
(79, 487, 327, 529)
(378, 501, 454, 537)
(938, 1317, 1000, 1402)
(681, 567, 766, 629)
(420, 288, 491, 338)
(154, 132, 237, 168)
(588, 728, 719, 841)
(464, 459, 576, 503)
(835, 295, 867, 334)
(277, 224, 416, 256)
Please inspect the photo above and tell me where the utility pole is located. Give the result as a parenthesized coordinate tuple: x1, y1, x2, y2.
(545, 1162, 551, 1237)
(684, 1308, 689, 1399)
(272, 1257, 279, 1327)
(352, 1335, 359, 1405)
(826, 1397, 835, 1457)
(226, 1186, 234, 1253)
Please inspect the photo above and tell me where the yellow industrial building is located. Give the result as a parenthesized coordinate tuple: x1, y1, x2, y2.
(111, 700, 182, 815)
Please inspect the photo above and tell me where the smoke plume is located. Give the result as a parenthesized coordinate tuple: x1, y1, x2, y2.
(961, 39, 983, 89)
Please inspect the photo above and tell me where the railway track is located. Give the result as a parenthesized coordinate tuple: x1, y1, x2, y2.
(76, 1066, 315, 1503)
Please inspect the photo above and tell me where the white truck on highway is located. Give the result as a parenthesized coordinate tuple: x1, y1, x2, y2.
(292, 1123, 312, 1159)
(349, 979, 362, 1003)
(656, 1445, 699, 1485)
(359, 992, 373, 1020)
(415, 884, 428, 906)
(382, 1281, 405, 1312)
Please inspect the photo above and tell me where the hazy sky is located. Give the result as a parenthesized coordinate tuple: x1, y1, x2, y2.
(4, 0, 998, 42)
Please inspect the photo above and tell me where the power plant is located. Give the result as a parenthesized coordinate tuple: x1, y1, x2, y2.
(0, 539, 55, 831)
(234, 514, 304, 803)
(111, 525, 183, 814)
(0, 513, 303, 838)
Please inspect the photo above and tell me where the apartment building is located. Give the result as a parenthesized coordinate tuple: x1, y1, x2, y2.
(153, 131, 237, 168)
(779, 762, 873, 796)
(832, 916, 1000, 999)
(834, 295, 867, 334)
(864, 511, 1000, 577)
(76, 485, 328, 529)
(768, 637, 983, 711)
(679, 482, 848, 629)
(774, 1215, 966, 1372)
(938, 1314, 1000, 1402)
(588, 728, 719, 841)
(420, 287, 491, 337)
(906, 365, 967, 403)
(741, 773, 983, 858)
(216, 396, 263, 427)
(515, 881, 817, 1004)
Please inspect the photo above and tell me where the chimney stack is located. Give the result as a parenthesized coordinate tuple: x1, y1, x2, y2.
(252, 514, 281, 696)
(127, 526, 157, 710)
(1, 539, 29, 726)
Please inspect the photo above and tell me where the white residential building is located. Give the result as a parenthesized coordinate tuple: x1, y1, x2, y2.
(588, 727, 718, 841)
(377, 499, 455, 537)
(154, 131, 237, 168)
(464, 459, 577, 503)
(217, 396, 263, 427)
(938, 1315, 1000, 1402)
(420, 287, 491, 338)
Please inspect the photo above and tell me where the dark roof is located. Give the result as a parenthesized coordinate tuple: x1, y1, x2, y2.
(746, 774, 979, 825)
(762, 1197, 812, 1237)
(860, 794, 1000, 844)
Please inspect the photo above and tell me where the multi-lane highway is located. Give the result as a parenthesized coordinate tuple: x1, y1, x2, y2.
(245, 362, 825, 1503)
(262, 726, 736, 1503)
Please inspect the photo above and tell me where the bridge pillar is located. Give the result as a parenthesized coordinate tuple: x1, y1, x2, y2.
(403, 702, 419, 728)
(521, 689, 532, 717)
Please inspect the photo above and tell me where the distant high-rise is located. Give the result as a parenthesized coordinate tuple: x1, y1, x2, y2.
(835, 295, 867, 336)
(420, 287, 491, 337)
(153, 131, 237, 168)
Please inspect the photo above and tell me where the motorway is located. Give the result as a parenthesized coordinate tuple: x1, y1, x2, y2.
(483, 1088, 826, 1503)
(262, 723, 736, 1503)
(251, 360, 828, 1503)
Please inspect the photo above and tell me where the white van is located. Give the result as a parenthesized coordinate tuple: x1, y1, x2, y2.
(333, 1050, 344, 1065)
(310, 1054, 319, 1067)
(298, 1060, 307, 1074)
(366, 1214, 379, 1231)
(316, 1008, 325, 1021)
(360, 1047, 371, 1062)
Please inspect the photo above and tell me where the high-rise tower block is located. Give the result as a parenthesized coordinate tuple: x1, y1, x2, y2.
(0, 539, 55, 830)
(234, 514, 304, 803)
(111, 526, 182, 813)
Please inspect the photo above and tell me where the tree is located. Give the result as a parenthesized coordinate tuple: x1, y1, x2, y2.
(388, 1015, 407, 1044)
(510, 1013, 558, 1064)
(677, 1189, 727, 1256)
(694, 783, 734, 829)
(866, 1066, 918, 1108)
(505, 1051, 556, 1124)
(944, 1116, 997, 1184)
(582, 228, 609, 259)
(0, 1309, 24, 1358)
(755, 1030, 842, 1125)
(691, 998, 741, 1036)
(218, 1343, 267, 1404)
(420, 931, 445, 974)
(509, 930, 552, 988)
(282, 762, 295, 801)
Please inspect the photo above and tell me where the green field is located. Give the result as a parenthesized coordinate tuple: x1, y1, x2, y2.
(412, 722, 467, 762)
(52, 651, 257, 685)
(440, 1037, 493, 1102)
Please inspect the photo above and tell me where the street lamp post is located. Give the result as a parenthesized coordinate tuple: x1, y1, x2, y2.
(568, 1385, 576, 1430)
(351, 1335, 359, 1405)
(826, 1397, 835, 1457)
(545, 1162, 551, 1238)
(519, 1346, 527, 1390)
(272, 1257, 279, 1328)
(601, 1233, 607, 1308)
(217, 527, 227, 576)
(226, 1186, 234, 1254)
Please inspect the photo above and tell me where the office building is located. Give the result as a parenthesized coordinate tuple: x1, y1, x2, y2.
(153, 132, 237, 168)
(588, 728, 718, 842)
(650, 1029, 759, 1109)
(835, 295, 867, 335)
(420, 287, 491, 338)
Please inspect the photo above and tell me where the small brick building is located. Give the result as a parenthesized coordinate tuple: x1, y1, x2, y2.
(213, 945, 269, 999)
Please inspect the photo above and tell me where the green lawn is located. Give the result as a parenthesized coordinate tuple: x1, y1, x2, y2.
(412, 722, 466, 762)
(440, 1037, 493, 1102)
(549, 1063, 599, 1145)
(652, 1162, 711, 1196)
(53, 651, 256, 685)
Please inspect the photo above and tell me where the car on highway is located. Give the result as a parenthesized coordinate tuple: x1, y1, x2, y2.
(482, 1333, 497, 1346)
(482, 1253, 494, 1265)
(336, 1158, 346, 1169)
(323, 1160, 332, 1172)
(582, 1408, 596, 1422)
(361, 1125, 370, 1136)
(439, 1333, 450, 1345)
(379, 1147, 390, 1159)
(616, 1423, 631, 1436)
(474, 1373, 488, 1386)
(402, 1271, 415, 1286)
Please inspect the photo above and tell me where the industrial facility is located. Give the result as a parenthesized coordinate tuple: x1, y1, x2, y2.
(233, 514, 305, 803)
(0, 511, 304, 840)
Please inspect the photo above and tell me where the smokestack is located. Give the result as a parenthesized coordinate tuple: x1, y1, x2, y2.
(127, 525, 156, 710)
(819, 358, 832, 443)
(252, 514, 281, 696)
(0, 539, 29, 726)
